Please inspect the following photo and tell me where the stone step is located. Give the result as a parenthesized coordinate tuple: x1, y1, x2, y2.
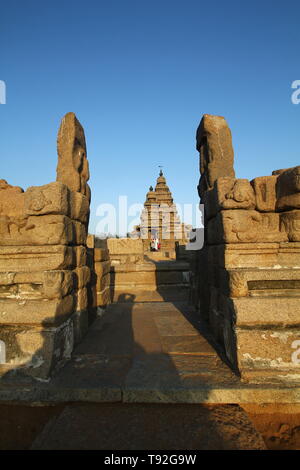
(249, 289, 300, 297)
(111, 261, 190, 272)
(144, 251, 176, 261)
(110, 261, 191, 302)
(112, 285, 189, 303)
(112, 271, 190, 287)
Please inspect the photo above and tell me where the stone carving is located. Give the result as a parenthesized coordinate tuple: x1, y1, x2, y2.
(196, 114, 235, 200)
(229, 271, 248, 297)
(203, 177, 256, 219)
(280, 210, 300, 241)
(276, 166, 300, 211)
(223, 180, 255, 208)
(25, 182, 69, 216)
(251, 175, 277, 212)
(207, 210, 287, 244)
(56, 112, 91, 200)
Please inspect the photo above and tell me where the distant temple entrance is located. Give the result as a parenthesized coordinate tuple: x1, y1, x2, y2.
(132, 170, 190, 258)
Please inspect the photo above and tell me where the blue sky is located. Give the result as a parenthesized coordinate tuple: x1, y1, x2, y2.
(1, 0, 299, 234)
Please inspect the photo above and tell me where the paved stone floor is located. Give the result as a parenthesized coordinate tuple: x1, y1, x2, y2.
(3, 301, 300, 449)
(1, 301, 300, 404)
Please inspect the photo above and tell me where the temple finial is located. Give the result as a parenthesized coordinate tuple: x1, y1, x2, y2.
(158, 165, 163, 176)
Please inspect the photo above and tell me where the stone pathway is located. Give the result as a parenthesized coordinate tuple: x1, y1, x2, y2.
(54, 300, 244, 403)
(4, 300, 300, 448)
(1, 301, 300, 404)
(29, 302, 266, 449)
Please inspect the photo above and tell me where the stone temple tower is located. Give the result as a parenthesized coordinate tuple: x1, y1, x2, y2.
(138, 170, 188, 255)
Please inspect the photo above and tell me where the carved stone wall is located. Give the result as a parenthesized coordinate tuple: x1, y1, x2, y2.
(0, 113, 91, 380)
(195, 114, 300, 384)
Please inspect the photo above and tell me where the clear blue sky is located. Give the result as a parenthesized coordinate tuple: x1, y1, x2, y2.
(1, 0, 299, 234)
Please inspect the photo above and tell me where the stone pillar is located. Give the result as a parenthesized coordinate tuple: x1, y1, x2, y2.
(196, 114, 235, 200)
(0, 113, 91, 380)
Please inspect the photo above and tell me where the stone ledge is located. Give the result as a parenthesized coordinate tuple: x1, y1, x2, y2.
(111, 261, 190, 272)
(1, 375, 300, 405)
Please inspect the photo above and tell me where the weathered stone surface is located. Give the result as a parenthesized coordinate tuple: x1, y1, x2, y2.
(24, 182, 69, 217)
(207, 210, 287, 244)
(73, 246, 87, 268)
(0, 215, 75, 246)
(196, 114, 235, 199)
(42, 270, 74, 299)
(113, 269, 188, 287)
(272, 167, 295, 175)
(0, 183, 25, 218)
(94, 260, 111, 278)
(86, 234, 95, 249)
(215, 266, 300, 298)
(76, 287, 88, 311)
(231, 296, 300, 326)
(236, 328, 300, 374)
(0, 179, 23, 193)
(280, 210, 300, 241)
(73, 266, 91, 289)
(112, 261, 190, 273)
(73, 220, 87, 245)
(251, 175, 277, 212)
(0, 246, 75, 272)
(228, 271, 248, 297)
(203, 177, 256, 219)
(276, 166, 300, 211)
(208, 242, 300, 269)
(0, 112, 92, 382)
(110, 254, 144, 265)
(195, 113, 300, 384)
(0, 295, 75, 325)
(0, 282, 43, 300)
(94, 248, 109, 262)
(0, 319, 74, 379)
(107, 238, 143, 255)
(97, 272, 110, 291)
(56, 112, 90, 198)
(69, 191, 90, 224)
(110, 261, 190, 303)
(96, 286, 111, 307)
(0, 272, 42, 286)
